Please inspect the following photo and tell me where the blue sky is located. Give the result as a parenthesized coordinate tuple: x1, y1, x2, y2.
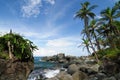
(0, 0, 118, 56)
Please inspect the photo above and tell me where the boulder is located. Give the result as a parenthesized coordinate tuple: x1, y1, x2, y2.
(80, 67, 97, 75)
(103, 76, 116, 80)
(67, 64, 79, 75)
(115, 72, 120, 80)
(90, 64, 100, 72)
(72, 71, 88, 80)
(57, 53, 65, 59)
(100, 59, 119, 75)
(85, 57, 97, 65)
(62, 74, 73, 80)
(56, 71, 73, 80)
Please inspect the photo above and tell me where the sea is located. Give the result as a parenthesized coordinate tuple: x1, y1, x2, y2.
(27, 57, 63, 80)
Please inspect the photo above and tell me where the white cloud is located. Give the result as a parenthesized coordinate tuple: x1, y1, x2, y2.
(45, 0, 55, 5)
(33, 47, 57, 56)
(33, 36, 89, 57)
(21, 0, 42, 17)
(46, 39, 73, 47)
(21, 0, 56, 17)
(96, 15, 102, 19)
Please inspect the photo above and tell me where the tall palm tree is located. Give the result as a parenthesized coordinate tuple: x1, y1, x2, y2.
(75, 2, 97, 38)
(75, 2, 99, 63)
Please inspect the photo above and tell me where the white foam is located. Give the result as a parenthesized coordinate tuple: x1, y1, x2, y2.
(44, 69, 60, 78)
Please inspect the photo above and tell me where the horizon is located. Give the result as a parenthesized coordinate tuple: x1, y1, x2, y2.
(0, 0, 117, 56)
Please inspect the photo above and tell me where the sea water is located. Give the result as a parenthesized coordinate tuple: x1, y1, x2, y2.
(28, 57, 61, 80)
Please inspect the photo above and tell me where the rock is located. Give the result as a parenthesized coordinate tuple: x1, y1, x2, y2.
(100, 59, 119, 75)
(103, 76, 116, 80)
(115, 72, 120, 80)
(67, 64, 79, 75)
(95, 73, 106, 80)
(0, 59, 7, 75)
(0, 59, 34, 80)
(56, 71, 68, 78)
(63, 63, 71, 68)
(90, 64, 100, 72)
(46, 77, 59, 80)
(72, 71, 88, 80)
(57, 53, 65, 59)
(55, 71, 73, 80)
(85, 57, 97, 65)
(80, 67, 97, 75)
(62, 74, 73, 80)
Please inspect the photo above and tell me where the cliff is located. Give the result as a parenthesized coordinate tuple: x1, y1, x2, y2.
(0, 58, 34, 80)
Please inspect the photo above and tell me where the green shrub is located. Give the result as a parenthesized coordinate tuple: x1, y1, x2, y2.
(97, 48, 120, 60)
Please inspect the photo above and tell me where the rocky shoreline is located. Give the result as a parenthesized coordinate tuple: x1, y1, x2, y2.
(42, 53, 120, 80)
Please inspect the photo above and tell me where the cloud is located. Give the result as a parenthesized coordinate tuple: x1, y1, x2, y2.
(96, 15, 102, 19)
(47, 39, 72, 47)
(45, 0, 55, 5)
(33, 47, 57, 56)
(21, 0, 56, 17)
(33, 36, 89, 57)
(46, 38, 74, 47)
(21, 0, 42, 17)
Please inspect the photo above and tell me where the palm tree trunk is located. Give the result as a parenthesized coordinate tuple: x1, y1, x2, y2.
(94, 33, 101, 50)
(8, 41, 14, 59)
(84, 17, 99, 63)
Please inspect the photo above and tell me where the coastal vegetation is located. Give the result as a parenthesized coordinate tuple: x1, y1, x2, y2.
(0, 30, 38, 61)
(75, 1, 120, 62)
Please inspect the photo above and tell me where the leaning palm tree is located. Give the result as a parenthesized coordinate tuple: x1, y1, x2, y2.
(79, 38, 91, 55)
(75, 1, 99, 63)
(88, 20, 101, 51)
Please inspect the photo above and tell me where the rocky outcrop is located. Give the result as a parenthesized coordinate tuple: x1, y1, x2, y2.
(46, 55, 120, 80)
(41, 53, 77, 63)
(0, 58, 34, 80)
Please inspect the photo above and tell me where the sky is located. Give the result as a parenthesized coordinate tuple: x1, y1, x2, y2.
(0, 0, 118, 56)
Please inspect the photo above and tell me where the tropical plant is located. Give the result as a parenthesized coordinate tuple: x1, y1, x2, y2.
(0, 30, 38, 61)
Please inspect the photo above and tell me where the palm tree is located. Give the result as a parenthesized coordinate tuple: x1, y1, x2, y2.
(88, 20, 101, 51)
(75, 2, 99, 63)
(101, 7, 120, 35)
(100, 6, 120, 48)
(79, 38, 91, 55)
(75, 2, 97, 39)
